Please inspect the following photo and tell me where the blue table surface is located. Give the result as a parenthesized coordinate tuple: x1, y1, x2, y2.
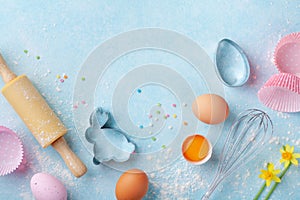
(1, 1, 300, 199)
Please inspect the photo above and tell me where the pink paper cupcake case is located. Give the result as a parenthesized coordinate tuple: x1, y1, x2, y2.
(258, 73, 300, 112)
(274, 32, 300, 75)
(0, 126, 24, 176)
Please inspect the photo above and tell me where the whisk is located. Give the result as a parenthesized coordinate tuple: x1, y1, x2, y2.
(202, 109, 273, 200)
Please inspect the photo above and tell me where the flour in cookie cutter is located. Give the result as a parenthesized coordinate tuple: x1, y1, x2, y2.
(73, 28, 225, 172)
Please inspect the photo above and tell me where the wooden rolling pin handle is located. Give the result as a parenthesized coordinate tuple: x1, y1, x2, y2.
(0, 53, 17, 83)
(52, 137, 87, 178)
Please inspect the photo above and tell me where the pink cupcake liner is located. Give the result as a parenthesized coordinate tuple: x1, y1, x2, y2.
(0, 126, 24, 176)
(258, 73, 300, 112)
(274, 32, 300, 75)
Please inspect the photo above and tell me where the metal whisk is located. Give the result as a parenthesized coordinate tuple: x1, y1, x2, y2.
(202, 109, 273, 200)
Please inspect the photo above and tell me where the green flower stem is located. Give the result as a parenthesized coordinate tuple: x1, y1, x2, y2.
(263, 163, 292, 200)
(253, 183, 266, 200)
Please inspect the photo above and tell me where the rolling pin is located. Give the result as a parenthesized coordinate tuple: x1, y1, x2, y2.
(0, 53, 87, 178)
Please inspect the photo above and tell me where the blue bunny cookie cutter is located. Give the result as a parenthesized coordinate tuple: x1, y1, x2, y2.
(85, 107, 135, 164)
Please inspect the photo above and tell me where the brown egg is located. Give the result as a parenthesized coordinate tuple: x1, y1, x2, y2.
(115, 169, 149, 200)
(192, 94, 229, 124)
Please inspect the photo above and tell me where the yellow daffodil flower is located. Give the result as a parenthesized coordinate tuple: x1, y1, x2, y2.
(280, 145, 300, 168)
(259, 163, 281, 187)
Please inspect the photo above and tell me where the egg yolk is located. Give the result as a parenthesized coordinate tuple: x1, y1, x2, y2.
(182, 134, 211, 162)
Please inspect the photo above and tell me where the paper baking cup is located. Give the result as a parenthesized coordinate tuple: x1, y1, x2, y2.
(274, 32, 300, 75)
(0, 126, 24, 176)
(258, 73, 300, 112)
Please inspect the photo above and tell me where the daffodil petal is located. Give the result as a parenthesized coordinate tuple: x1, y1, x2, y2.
(280, 148, 285, 154)
(266, 180, 271, 187)
(280, 158, 285, 163)
(267, 163, 274, 171)
(293, 153, 300, 158)
(259, 174, 264, 179)
(260, 169, 267, 173)
(272, 176, 281, 183)
(273, 169, 281, 174)
(290, 146, 294, 153)
(286, 145, 291, 152)
(284, 161, 289, 168)
(291, 158, 298, 166)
